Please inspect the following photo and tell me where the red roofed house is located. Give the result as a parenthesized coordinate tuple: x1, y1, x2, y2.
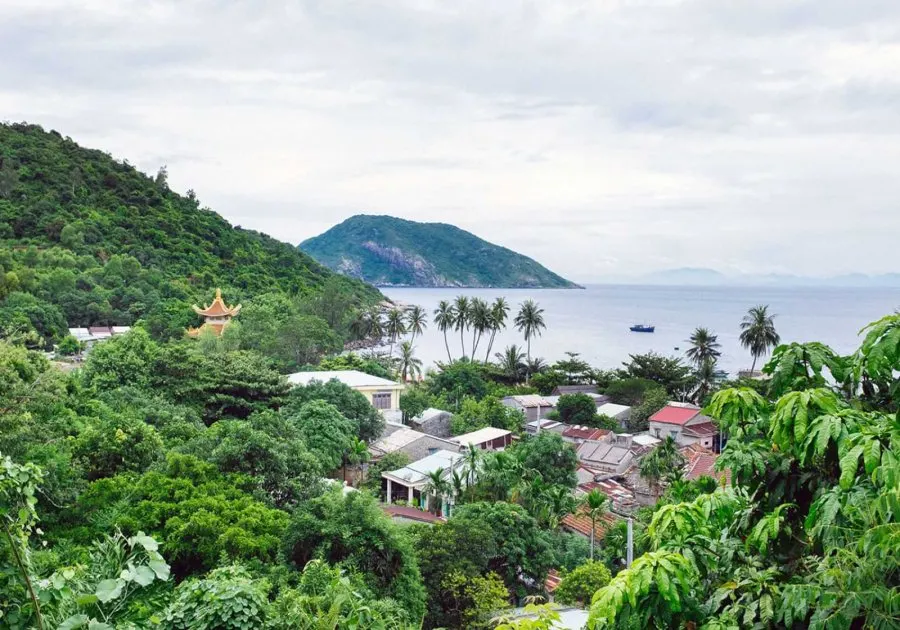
(649, 402, 719, 450)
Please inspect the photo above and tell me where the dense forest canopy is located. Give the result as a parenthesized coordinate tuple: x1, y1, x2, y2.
(0, 122, 380, 344)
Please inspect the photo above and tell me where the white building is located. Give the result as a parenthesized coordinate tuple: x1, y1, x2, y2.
(382, 449, 465, 517)
(287, 370, 405, 411)
(648, 402, 718, 449)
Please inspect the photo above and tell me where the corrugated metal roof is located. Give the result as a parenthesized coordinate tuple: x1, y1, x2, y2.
(452, 427, 511, 446)
(383, 449, 462, 486)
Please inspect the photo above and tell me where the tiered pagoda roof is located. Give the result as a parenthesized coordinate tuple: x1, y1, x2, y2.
(187, 288, 241, 337)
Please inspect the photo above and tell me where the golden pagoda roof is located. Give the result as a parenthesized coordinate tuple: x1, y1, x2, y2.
(192, 288, 241, 318)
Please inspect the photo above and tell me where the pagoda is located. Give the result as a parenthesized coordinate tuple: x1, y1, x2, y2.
(187, 288, 242, 337)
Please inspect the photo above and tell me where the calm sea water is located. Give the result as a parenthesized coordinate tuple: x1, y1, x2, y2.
(382, 285, 900, 376)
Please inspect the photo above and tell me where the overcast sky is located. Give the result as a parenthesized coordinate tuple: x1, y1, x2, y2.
(2, 1, 899, 281)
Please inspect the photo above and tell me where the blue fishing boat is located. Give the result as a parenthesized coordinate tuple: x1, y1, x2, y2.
(629, 324, 655, 333)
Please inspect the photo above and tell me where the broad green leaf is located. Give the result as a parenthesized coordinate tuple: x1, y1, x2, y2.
(94, 578, 124, 603)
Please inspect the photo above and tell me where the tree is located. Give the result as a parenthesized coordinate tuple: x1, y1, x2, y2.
(385, 308, 407, 358)
(450, 501, 555, 591)
(512, 432, 578, 489)
(453, 296, 471, 358)
(284, 377, 385, 443)
(440, 570, 509, 629)
(282, 487, 427, 619)
(685, 327, 721, 368)
(691, 357, 718, 405)
(162, 565, 268, 630)
(495, 344, 527, 383)
(469, 298, 491, 359)
(342, 437, 369, 487)
(428, 359, 489, 405)
(555, 393, 598, 425)
(397, 341, 423, 382)
(179, 413, 324, 507)
(739, 304, 781, 373)
(484, 297, 510, 363)
(579, 489, 608, 561)
(66, 453, 290, 578)
(625, 385, 669, 433)
(290, 400, 356, 472)
(55, 334, 81, 356)
(423, 468, 450, 515)
(638, 436, 686, 497)
(433, 300, 456, 362)
(555, 561, 611, 608)
(406, 304, 427, 345)
(151, 344, 289, 424)
(72, 410, 165, 480)
(82, 327, 159, 390)
(619, 352, 691, 397)
(515, 300, 546, 382)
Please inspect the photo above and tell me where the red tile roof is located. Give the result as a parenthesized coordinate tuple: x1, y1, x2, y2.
(650, 404, 701, 426)
(545, 569, 563, 593)
(561, 506, 617, 540)
(679, 444, 728, 482)
(562, 425, 611, 441)
(681, 421, 718, 438)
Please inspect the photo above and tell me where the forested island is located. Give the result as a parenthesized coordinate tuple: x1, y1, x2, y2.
(301, 214, 580, 289)
(0, 124, 897, 629)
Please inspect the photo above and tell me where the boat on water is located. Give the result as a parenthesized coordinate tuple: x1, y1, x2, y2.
(629, 324, 655, 333)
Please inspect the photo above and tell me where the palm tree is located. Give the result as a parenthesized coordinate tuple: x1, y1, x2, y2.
(433, 300, 456, 363)
(495, 344, 526, 382)
(739, 305, 781, 373)
(449, 470, 466, 505)
(480, 451, 522, 501)
(514, 300, 546, 382)
(349, 307, 383, 341)
(468, 298, 491, 359)
(406, 305, 427, 345)
(397, 341, 422, 382)
(580, 489, 608, 560)
(692, 358, 718, 404)
(343, 437, 370, 486)
(685, 327, 721, 368)
(484, 297, 510, 362)
(525, 356, 547, 376)
(461, 444, 481, 492)
(545, 485, 577, 531)
(385, 307, 407, 358)
(423, 468, 450, 515)
(639, 436, 686, 498)
(453, 296, 471, 358)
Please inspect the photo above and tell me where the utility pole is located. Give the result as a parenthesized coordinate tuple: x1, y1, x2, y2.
(626, 517, 634, 568)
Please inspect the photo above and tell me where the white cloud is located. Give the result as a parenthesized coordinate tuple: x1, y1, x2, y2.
(1, 0, 899, 280)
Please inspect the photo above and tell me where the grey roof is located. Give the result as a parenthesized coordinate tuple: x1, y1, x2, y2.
(597, 402, 631, 417)
(383, 449, 462, 486)
(287, 370, 401, 388)
(577, 440, 632, 465)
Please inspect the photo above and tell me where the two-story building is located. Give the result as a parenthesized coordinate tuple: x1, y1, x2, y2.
(648, 402, 718, 449)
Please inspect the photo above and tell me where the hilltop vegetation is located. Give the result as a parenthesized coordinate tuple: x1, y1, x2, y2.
(301, 214, 580, 288)
(0, 123, 380, 346)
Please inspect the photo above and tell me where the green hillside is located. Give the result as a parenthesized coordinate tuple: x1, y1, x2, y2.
(300, 214, 580, 288)
(0, 123, 380, 341)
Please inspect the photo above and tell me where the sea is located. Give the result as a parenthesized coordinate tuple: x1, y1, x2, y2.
(382, 285, 900, 377)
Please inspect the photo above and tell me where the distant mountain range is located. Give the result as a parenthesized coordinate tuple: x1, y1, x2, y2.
(608, 267, 900, 288)
(300, 215, 580, 289)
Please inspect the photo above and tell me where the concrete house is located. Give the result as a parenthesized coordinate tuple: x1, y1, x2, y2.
(288, 370, 405, 411)
(382, 449, 465, 517)
(501, 395, 554, 423)
(648, 402, 718, 449)
(451, 427, 513, 451)
(596, 402, 632, 426)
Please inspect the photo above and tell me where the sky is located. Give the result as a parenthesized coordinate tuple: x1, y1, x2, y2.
(2, 0, 899, 282)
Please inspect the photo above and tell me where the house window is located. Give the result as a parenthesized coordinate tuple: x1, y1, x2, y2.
(654, 428, 661, 438)
(670, 430, 678, 439)
(371, 391, 392, 410)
